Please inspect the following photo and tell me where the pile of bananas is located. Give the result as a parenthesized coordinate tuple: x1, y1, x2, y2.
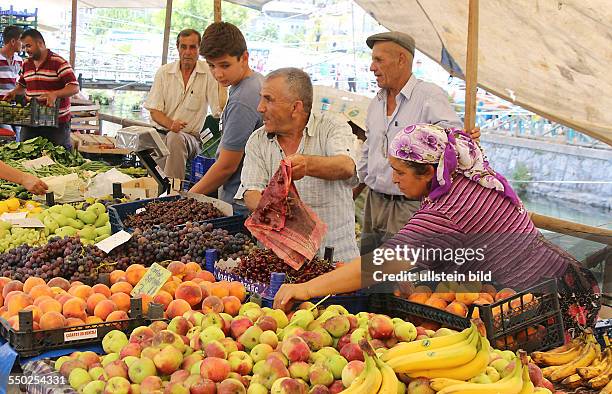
(429, 351, 545, 394)
(381, 323, 490, 381)
(341, 339, 402, 394)
(532, 330, 611, 392)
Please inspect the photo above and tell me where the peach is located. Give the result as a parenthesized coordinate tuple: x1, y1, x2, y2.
(2, 280, 23, 298)
(228, 282, 246, 302)
(56, 293, 73, 306)
(110, 292, 131, 313)
(196, 270, 216, 282)
(66, 317, 86, 327)
(445, 301, 468, 317)
(70, 281, 84, 288)
(86, 316, 103, 324)
(50, 287, 66, 297)
(420, 321, 441, 331)
(481, 284, 497, 298)
(434, 282, 456, 303)
(40, 311, 66, 329)
(185, 262, 202, 273)
(106, 310, 129, 322)
(23, 277, 46, 294)
(23, 305, 42, 323)
(200, 357, 230, 382)
(92, 283, 112, 298)
(495, 288, 517, 302)
(478, 292, 495, 304)
(152, 290, 173, 310)
(7, 315, 20, 330)
(8, 292, 33, 315)
(510, 293, 534, 309)
(407, 292, 429, 304)
(414, 285, 433, 295)
(425, 297, 448, 310)
(166, 299, 191, 319)
(199, 282, 212, 299)
(69, 285, 94, 301)
(33, 295, 54, 307)
(28, 283, 55, 299)
(210, 281, 230, 298)
(183, 272, 197, 282)
(94, 299, 118, 320)
(175, 281, 203, 306)
(0, 277, 10, 291)
(109, 270, 126, 284)
(47, 277, 70, 291)
(125, 264, 147, 286)
(222, 296, 241, 316)
(62, 298, 87, 320)
(167, 261, 186, 277)
(455, 286, 480, 306)
(110, 282, 133, 294)
(86, 293, 108, 315)
(471, 306, 480, 319)
(202, 295, 224, 313)
(161, 278, 180, 296)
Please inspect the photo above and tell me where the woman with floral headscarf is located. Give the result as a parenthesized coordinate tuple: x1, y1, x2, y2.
(274, 124, 600, 336)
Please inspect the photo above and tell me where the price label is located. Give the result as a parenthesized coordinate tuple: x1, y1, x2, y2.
(95, 230, 132, 254)
(131, 263, 172, 297)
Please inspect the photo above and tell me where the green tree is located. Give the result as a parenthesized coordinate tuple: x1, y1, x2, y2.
(152, 0, 252, 33)
(88, 9, 153, 36)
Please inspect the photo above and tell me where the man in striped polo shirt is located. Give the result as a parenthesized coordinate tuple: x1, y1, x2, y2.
(3, 29, 79, 148)
(0, 25, 24, 137)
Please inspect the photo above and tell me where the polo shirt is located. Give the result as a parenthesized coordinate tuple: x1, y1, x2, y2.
(0, 52, 22, 95)
(18, 50, 78, 123)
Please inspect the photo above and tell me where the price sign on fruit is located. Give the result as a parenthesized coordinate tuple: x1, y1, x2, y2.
(131, 263, 172, 297)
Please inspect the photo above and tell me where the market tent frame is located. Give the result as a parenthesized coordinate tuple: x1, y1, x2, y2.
(227, 0, 611, 146)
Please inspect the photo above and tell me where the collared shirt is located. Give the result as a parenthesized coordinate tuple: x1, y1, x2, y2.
(357, 75, 462, 194)
(144, 60, 221, 137)
(0, 52, 22, 95)
(236, 112, 360, 261)
(18, 50, 78, 123)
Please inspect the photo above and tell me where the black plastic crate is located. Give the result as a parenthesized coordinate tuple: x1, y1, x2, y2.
(0, 98, 59, 127)
(384, 278, 564, 352)
(108, 195, 245, 234)
(0, 298, 148, 358)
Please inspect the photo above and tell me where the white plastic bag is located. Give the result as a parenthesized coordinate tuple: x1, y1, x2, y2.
(34, 173, 86, 203)
(84, 168, 134, 199)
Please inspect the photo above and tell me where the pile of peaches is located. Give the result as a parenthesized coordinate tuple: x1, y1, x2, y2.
(399, 281, 536, 320)
(0, 261, 246, 331)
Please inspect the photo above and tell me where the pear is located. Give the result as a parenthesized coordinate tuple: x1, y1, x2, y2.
(94, 212, 109, 227)
(67, 218, 85, 230)
(77, 210, 97, 225)
(60, 204, 77, 219)
(51, 212, 69, 227)
(79, 225, 97, 241)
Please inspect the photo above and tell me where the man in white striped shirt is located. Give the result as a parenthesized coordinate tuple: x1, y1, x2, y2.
(0, 26, 23, 137)
(236, 68, 360, 261)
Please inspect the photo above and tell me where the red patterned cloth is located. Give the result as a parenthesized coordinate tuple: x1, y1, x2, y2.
(246, 159, 327, 270)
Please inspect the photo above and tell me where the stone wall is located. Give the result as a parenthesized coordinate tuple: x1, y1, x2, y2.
(481, 134, 612, 210)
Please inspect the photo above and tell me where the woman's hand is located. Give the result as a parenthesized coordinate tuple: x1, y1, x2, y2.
(21, 174, 48, 195)
(469, 127, 481, 140)
(273, 283, 311, 311)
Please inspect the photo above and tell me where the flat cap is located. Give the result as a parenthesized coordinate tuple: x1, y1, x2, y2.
(366, 31, 415, 56)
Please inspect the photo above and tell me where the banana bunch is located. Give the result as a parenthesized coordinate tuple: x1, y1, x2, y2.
(340, 339, 401, 394)
(381, 323, 490, 381)
(430, 351, 544, 394)
(532, 330, 610, 390)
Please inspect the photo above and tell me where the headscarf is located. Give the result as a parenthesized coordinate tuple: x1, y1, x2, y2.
(388, 123, 521, 206)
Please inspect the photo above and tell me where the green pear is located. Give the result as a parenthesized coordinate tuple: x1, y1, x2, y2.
(66, 218, 84, 230)
(94, 212, 109, 227)
(60, 204, 77, 219)
(51, 212, 69, 227)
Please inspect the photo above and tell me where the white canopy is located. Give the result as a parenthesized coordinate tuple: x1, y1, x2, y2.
(353, 0, 611, 146)
(42, 0, 166, 8)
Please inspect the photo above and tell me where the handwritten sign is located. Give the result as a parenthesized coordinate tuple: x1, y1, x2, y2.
(131, 263, 172, 297)
(11, 218, 45, 228)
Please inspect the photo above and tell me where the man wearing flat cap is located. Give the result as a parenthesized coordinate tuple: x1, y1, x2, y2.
(354, 31, 469, 255)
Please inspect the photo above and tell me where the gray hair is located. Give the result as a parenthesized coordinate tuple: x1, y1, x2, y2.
(266, 67, 313, 114)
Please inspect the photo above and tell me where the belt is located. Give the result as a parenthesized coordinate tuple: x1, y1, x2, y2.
(372, 190, 410, 201)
